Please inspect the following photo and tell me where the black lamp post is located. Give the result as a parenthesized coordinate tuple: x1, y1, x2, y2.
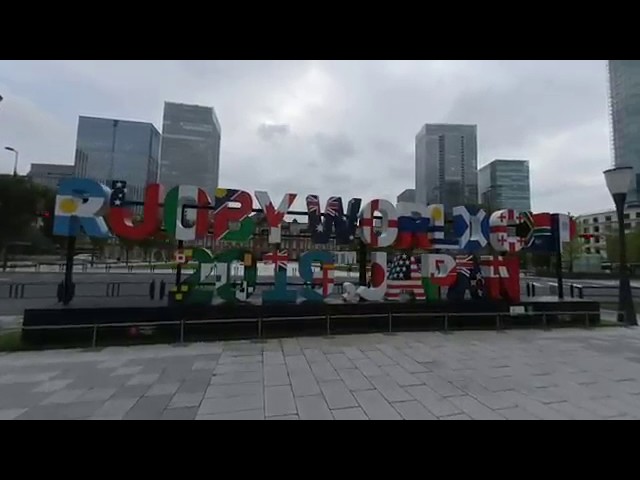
(604, 166, 637, 326)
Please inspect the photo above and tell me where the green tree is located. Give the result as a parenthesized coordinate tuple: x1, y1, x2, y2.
(0, 176, 56, 266)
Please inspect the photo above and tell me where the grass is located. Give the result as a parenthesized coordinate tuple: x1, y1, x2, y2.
(0, 330, 24, 352)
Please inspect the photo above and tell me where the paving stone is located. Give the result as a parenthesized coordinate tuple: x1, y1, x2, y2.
(197, 409, 265, 420)
(440, 413, 472, 420)
(326, 353, 355, 370)
(214, 363, 262, 374)
(263, 351, 285, 365)
(368, 375, 412, 402)
(353, 358, 385, 377)
(33, 379, 73, 393)
(501, 391, 569, 420)
(111, 385, 150, 399)
(547, 402, 601, 420)
(319, 380, 358, 409)
(290, 370, 321, 397)
(498, 407, 540, 420)
(205, 382, 264, 399)
(0, 408, 27, 420)
(336, 369, 373, 391)
(42, 389, 86, 405)
(264, 364, 290, 386)
(310, 361, 340, 382)
(111, 366, 143, 376)
(265, 385, 296, 417)
(393, 401, 438, 420)
(266, 414, 299, 420)
(161, 407, 198, 420)
(124, 395, 172, 420)
(17, 401, 104, 420)
(285, 355, 311, 372)
(353, 390, 401, 420)
(302, 349, 327, 363)
(126, 373, 160, 386)
(332, 407, 368, 420)
(448, 396, 505, 420)
(342, 347, 367, 360)
(91, 398, 138, 420)
(366, 351, 396, 367)
(192, 360, 217, 371)
(198, 395, 263, 415)
(145, 383, 180, 397)
(295, 395, 333, 420)
(381, 365, 422, 386)
(80, 388, 117, 402)
(168, 392, 204, 409)
(209, 371, 262, 385)
(414, 372, 466, 397)
(406, 385, 462, 418)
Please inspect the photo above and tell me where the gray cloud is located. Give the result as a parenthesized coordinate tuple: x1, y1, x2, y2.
(0, 60, 613, 215)
(257, 123, 290, 142)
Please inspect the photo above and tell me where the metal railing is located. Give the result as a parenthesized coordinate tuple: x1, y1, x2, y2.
(10, 309, 605, 350)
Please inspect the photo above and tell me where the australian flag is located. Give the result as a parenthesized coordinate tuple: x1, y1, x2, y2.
(110, 180, 127, 207)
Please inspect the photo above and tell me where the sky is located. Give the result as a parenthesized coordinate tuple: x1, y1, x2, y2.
(0, 60, 615, 216)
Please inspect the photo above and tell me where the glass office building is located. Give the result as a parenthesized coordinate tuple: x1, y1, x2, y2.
(478, 159, 531, 213)
(609, 60, 640, 206)
(159, 102, 221, 193)
(415, 124, 478, 211)
(73, 116, 161, 203)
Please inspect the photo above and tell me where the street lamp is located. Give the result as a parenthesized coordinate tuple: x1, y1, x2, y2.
(604, 166, 637, 326)
(4, 146, 18, 176)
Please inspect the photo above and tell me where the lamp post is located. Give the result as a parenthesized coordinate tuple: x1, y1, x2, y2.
(4, 146, 19, 176)
(603, 166, 637, 326)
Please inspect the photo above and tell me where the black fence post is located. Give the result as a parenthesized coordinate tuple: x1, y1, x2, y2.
(358, 239, 367, 287)
(63, 236, 77, 306)
(149, 280, 156, 300)
(159, 280, 166, 301)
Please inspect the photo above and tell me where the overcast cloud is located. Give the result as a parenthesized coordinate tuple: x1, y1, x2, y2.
(0, 60, 613, 215)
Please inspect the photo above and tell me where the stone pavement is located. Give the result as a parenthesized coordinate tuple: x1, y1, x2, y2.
(2, 327, 640, 420)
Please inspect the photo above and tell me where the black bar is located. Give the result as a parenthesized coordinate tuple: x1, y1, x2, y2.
(358, 240, 367, 286)
(175, 240, 184, 286)
(553, 215, 564, 300)
(63, 236, 76, 306)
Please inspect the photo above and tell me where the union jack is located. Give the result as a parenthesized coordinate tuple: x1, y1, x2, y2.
(264, 249, 289, 272)
(325, 197, 341, 218)
(455, 255, 475, 278)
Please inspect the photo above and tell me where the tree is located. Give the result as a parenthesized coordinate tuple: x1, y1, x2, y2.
(0, 176, 56, 266)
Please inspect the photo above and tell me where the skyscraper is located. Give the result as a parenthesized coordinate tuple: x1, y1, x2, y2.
(396, 189, 416, 204)
(415, 124, 478, 210)
(73, 116, 161, 203)
(159, 102, 221, 193)
(478, 159, 531, 212)
(608, 60, 640, 206)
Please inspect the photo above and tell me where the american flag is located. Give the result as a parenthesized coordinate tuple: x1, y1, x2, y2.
(264, 249, 289, 272)
(110, 180, 127, 207)
(386, 254, 425, 300)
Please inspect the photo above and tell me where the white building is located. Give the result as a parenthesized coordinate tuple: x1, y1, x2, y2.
(576, 206, 640, 259)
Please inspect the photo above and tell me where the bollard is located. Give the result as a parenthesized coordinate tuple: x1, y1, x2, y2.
(326, 314, 331, 336)
(92, 324, 98, 348)
(570, 284, 574, 298)
(57, 282, 64, 303)
(258, 316, 263, 337)
(388, 312, 393, 333)
(159, 280, 166, 300)
(526, 283, 531, 297)
(542, 313, 548, 330)
(149, 280, 156, 300)
(444, 314, 449, 332)
(180, 319, 185, 344)
(579, 287, 584, 299)
(532, 283, 536, 297)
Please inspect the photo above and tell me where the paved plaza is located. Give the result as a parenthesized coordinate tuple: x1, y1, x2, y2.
(2, 327, 640, 420)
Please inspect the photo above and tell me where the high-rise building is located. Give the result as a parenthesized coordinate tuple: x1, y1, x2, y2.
(27, 163, 75, 190)
(397, 189, 416, 204)
(415, 124, 478, 210)
(608, 60, 640, 206)
(73, 116, 161, 203)
(159, 102, 221, 193)
(478, 159, 531, 213)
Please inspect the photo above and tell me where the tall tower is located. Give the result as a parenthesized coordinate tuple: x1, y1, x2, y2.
(608, 60, 640, 206)
(159, 102, 221, 194)
(415, 123, 478, 211)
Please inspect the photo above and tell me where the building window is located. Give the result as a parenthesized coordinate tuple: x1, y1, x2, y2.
(593, 226, 600, 233)
(625, 213, 630, 220)
(593, 217, 599, 223)
(585, 247, 592, 254)
(636, 212, 640, 219)
(583, 227, 590, 234)
(625, 222, 632, 230)
(595, 236, 601, 243)
(605, 216, 612, 222)
(595, 248, 601, 255)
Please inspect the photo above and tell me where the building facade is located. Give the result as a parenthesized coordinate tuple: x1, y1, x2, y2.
(608, 60, 640, 206)
(159, 102, 221, 194)
(397, 188, 416, 204)
(27, 163, 75, 190)
(415, 124, 478, 211)
(478, 159, 531, 212)
(73, 116, 161, 203)
(576, 206, 640, 259)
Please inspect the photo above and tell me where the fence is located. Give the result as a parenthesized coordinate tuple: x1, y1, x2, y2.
(10, 308, 603, 350)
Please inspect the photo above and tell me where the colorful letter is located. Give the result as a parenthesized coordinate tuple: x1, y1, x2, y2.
(453, 206, 489, 252)
(108, 181, 164, 240)
(359, 199, 398, 247)
(53, 178, 111, 238)
(211, 188, 255, 242)
(262, 249, 297, 303)
(489, 209, 524, 253)
(357, 252, 387, 301)
(306, 195, 361, 244)
(164, 185, 211, 241)
(395, 202, 431, 250)
(421, 253, 456, 287)
(480, 255, 521, 302)
(213, 249, 257, 302)
(299, 251, 335, 302)
(255, 191, 297, 244)
(426, 204, 458, 250)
